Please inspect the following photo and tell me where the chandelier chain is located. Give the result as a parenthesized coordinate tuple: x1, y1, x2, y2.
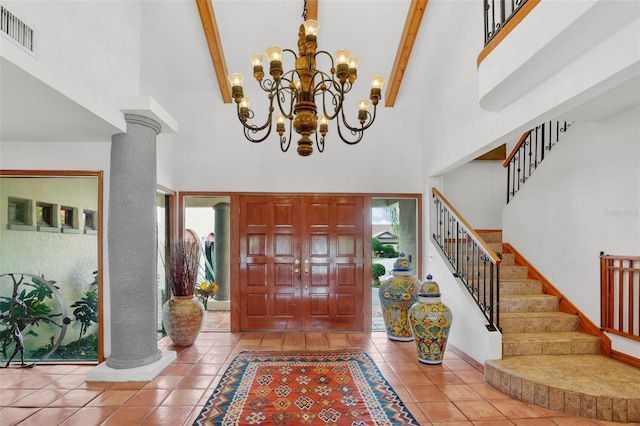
(302, 0, 307, 20)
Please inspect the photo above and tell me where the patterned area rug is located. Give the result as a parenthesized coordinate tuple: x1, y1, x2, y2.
(193, 349, 419, 425)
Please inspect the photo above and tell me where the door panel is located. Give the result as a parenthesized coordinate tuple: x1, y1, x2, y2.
(302, 196, 364, 331)
(240, 196, 301, 331)
(239, 195, 364, 331)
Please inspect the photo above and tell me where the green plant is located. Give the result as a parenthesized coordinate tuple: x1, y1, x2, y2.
(371, 263, 386, 286)
(381, 245, 399, 258)
(0, 274, 59, 358)
(372, 237, 384, 256)
(69, 271, 98, 346)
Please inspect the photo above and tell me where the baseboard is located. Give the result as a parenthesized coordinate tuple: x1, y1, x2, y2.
(611, 349, 640, 369)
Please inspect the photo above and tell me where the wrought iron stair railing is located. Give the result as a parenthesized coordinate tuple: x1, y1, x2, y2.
(484, 0, 529, 45)
(504, 121, 572, 203)
(432, 188, 502, 331)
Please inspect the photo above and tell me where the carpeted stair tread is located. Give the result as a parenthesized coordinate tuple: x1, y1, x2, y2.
(484, 354, 640, 422)
(502, 331, 601, 356)
(499, 278, 543, 295)
(500, 311, 579, 333)
(501, 294, 559, 312)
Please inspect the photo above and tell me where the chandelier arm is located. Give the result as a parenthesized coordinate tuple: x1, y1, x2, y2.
(280, 117, 293, 153)
(317, 85, 342, 121)
(314, 132, 326, 153)
(274, 83, 296, 118)
(243, 121, 273, 143)
(339, 103, 377, 133)
(237, 103, 273, 134)
(335, 116, 364, 145)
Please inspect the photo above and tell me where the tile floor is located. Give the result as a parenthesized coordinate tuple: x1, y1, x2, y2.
(1, 312, 635, 425)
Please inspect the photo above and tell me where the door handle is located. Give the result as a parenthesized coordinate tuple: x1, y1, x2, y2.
(294, 259, 300, 274)
(304, 259, 310, 273)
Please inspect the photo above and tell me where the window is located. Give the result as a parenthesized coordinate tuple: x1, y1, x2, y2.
(83, 210, 97, 232)
(8, 197, 30, 225)
(36, 202, 54, 227)
(61, 206, 75, 228)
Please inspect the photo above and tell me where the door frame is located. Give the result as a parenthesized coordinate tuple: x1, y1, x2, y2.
(178, 191, 422, 333)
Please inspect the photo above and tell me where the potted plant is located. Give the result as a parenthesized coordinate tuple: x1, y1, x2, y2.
(372, 263, 386, 287)
(161, 240, 205, 346)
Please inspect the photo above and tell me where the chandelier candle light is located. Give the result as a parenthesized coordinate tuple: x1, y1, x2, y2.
(228, 18, 385, 156)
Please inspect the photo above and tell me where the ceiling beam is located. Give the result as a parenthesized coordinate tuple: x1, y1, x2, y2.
(196, 0, 232, 103)
(385, 0, 428, 107)
(306, 0, 318, 20)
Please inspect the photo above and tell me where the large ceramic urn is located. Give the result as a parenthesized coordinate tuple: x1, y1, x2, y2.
(162, 295, 205, 347)
(409, 275, 453, 365)
(378, 254, 420, 341)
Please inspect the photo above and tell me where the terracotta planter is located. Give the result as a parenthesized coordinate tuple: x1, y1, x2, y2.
(162, 295, 205, 347)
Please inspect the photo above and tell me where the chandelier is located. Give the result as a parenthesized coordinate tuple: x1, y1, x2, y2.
(227, 10, 385, 157)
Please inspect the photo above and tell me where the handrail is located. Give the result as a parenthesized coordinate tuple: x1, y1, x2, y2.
(600, 253, 640, 342)
(432, 189, 502, 265)
(503, 130, 531, 168)
(503, 121, 572, 203)
(432, 187, 501, 331)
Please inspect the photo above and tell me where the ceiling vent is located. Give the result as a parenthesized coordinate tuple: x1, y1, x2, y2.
(1, 6, 34, 52)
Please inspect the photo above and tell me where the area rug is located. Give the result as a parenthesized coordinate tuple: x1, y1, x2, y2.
(193, 349, 419, 425)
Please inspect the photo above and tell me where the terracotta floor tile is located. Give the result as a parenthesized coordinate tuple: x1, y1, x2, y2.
(418, 401, 469, 422)
(101, 406, 155, 425)
(142, 405, 193, 425)
(162, 388, 206, 406)
(86, 389, 136, 406)
(455, 400, 507, 421)
(175, 374, 214, 389)
(48, 389, 103, 407)
(58, 406, 118, 425)
(0, 327, 627, 426)
(0, 389, 35, 406)
(15, 407, 77, 424)
(123, 389, 172, 407)
(437, 384, 483, 400)
(490, 399, 547, 418)
(141, 375, 183, 390)
(11, 388, 69, 407)
(0, 407, 40, 425)
(407, 384, 450, 402)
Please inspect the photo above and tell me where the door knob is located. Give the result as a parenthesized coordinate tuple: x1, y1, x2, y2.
(294, 259, 300, 274)
(304, 259, 310, 273)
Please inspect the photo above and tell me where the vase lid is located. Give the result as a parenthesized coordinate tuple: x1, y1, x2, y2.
(419, 274, 441, 297)
(392, 253, 412, 272)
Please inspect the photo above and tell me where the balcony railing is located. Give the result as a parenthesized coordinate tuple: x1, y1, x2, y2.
(432, 188, 502, 331)
(504, 121, 572, 203)
(484, 0, 528, 45)
(600, 253, 640, 342)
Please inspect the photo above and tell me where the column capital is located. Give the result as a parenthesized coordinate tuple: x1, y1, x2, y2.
(124, 113, 162, 135)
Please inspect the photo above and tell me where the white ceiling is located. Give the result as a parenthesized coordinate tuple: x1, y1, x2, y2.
(0, 0, 412, 143)
(1, 1, 638, 144)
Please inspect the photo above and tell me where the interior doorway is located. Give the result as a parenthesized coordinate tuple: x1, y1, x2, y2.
(182, 194, 232, 332)
(371, 197, 420, 331)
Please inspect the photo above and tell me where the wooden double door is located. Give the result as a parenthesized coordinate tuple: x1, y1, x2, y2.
(239, 195, 365, 331)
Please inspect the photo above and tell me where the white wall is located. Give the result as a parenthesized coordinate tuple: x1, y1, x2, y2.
(503, 107, 640, 357)
(441, 160, 506, 230)
(2, 1, 142, 131)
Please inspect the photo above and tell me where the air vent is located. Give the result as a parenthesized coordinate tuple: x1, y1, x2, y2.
(1, 6, 34, 52)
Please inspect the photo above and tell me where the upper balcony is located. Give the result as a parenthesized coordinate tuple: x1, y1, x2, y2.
(477, 0, 640, 119)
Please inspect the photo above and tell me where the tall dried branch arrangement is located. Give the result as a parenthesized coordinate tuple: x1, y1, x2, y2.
(167, 240, 201, 296)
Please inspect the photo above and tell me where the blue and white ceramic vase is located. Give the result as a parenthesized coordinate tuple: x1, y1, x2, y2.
(409, 275, 453, 364)
(378, 254, 419, 341)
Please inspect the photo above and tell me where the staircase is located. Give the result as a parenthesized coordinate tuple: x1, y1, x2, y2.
(478, 231, 640, 423)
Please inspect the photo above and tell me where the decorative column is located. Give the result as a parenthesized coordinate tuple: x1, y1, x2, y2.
(213, 202, 230, 301)
(106, 114, 162, 369)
